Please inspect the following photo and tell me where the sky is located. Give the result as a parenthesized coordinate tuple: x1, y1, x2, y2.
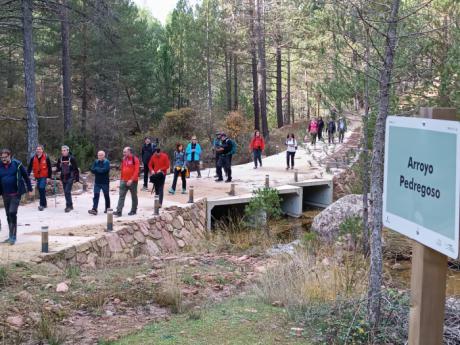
(132, 0, 199, 24)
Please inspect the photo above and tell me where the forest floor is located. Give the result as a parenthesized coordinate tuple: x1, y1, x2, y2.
(0, 114, 362, 263)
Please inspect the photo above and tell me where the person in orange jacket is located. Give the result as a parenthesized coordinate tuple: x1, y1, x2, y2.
(250, 130, 265, 169)
(148, 147, 170, 207)
(114, 147, 140, 217)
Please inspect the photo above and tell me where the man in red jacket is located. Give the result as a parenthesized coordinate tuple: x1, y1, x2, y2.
(148, 148, 170, 207)
(249, 130, 265, 169)
(114, 147, 140, 217)
(27, 145, 52, 211)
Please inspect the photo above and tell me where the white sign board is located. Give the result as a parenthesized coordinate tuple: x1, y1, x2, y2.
(383, 116, 460, 258)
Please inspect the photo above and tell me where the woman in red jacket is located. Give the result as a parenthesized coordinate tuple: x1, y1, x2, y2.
(250, 130, 265, 169)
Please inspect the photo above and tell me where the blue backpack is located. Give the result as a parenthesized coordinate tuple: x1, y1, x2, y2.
(229, 139, 237, 155)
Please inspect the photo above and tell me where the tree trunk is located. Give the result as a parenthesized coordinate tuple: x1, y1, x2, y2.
(125, 87, 142, 134)
(81, 19, 88, 134)
(286, 49, 291, 125)
(362, 33, 370, 256)
(205, 0, 213, 117)
(21, 0, 38, 158)
(256, 0, 268, 138)
(7, 46, 15, 89)
(249, 1, 260, 130)
(60, 0, 72, 135)
(368, 0, 401, 329)
(233, 53, 238, 110)
(276, 45, 283, 128)
(225, 49, 232, 111)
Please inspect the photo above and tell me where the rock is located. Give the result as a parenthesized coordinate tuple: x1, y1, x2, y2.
(6, 315, 24, 329)
(311, 194, 371, 243)
(15, 291, 33, 304)
(173, 229, 184, 239)
(106, 233, 123, 252)
(272, 301, 283, 307)
(254, 266, 267, 273)
(143, 239, 160, 256)
(105, 310, 115, 317)
(86, 253, 98, 269)
(237, 255, 249, 262)
(321, 257, 330, 266)
(30, 274, 48, 283)
(151, 230, 163, 240)
(56, 282, 69, 293)
(133, 231, 146, 243)
(266, 240, 301, 257)
(177, 240, 186, 248)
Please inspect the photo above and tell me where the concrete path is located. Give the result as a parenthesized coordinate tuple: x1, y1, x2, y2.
(0, 115, 361, 262)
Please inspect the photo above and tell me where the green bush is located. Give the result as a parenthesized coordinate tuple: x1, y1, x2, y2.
(63, 133, 96, 172)
(245, 188, 282, 222)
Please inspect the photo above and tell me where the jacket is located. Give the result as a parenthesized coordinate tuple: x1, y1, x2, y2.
(308, 120, 318, 134)
(185, 143, 202, 162)
(27, 154, 52, 179)
(56, 155, 79, 183)
(91, 159, 110, 185)
(220, 138, 232, 156)
(285, 138, 297, 153)
(148, 152, 170, 174)
(141, 143, 156, 164)
(337, 118, 347, 132)
(327, 121, 336, 133)
(120, 155, 140, 182)
(0, 159, 33, 196)
(250, 136, 265, 151)
(173, 151, 186, 169)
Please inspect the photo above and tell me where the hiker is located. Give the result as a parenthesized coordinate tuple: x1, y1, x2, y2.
(317, 117, 325, 141)
(114, 147, 140, 217)
(185, 136, 202, 178)
(56, 145, 79, 213)
(169, 143, 187, 195)
(250, 130, 265, 169)
(215, 133, 233, 183)
(212, 132, 222, 177)
(308, 118, 319, 146)
(337, 116, 347, 143)
(141, 137, 156, 191)
(27, 144, 52, 211)
(148, 148, 170, 206)
(0, 148, 33, 245)
(285, 134, 297, 170)
(327, 118, 336, 144)
(88, 151, 110, 215)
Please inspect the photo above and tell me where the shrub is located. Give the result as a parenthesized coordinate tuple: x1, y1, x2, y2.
(158, 108, 204, 140)
(154, 264, 183, 313)
(245, 188, 283, 223)
(63, 133, 96, 172)
(0, 266, 8, 287)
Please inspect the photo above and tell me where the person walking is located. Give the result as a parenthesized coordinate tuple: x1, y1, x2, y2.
(317, 117, 325, 141)
(308, 118, 319, 146)
(215, 133, 233, 183)
(186, 136, 202, 178)
(337, 116, 347, 143)
(169, 144, 187, 195)
(141, 137, 156, 191)
(327, 118, 336, 144)
(27, 144, 52, 211)
(114, 147, 140, 217)
(88, 151, 111, 215)
(0, 149, 33, 245)
(148, 148, 170, 207)
(212, 132, 222, 177)
(285, 134, 297, 170)
(56, 145, 79, 213)
(250, 130, 265, 169)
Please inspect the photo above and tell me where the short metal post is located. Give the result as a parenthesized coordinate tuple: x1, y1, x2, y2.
(265, 174, 269, 188)
(82, 176, 88, 192)
(41, 226, 49, 253)
(106, 208, 113, 232)
(229, 183, 236, 196)
(188, 186, 194, 203)
(154, 195, 160, 215)
(294, 169, 298, 182)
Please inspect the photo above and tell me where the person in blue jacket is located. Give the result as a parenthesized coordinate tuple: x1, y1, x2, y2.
(88, 150, 111, 215)
(0, 148, 33, 245)
(185, 136, 202, 178)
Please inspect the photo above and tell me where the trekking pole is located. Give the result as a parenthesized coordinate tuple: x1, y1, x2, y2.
(53, 176, 57, 208)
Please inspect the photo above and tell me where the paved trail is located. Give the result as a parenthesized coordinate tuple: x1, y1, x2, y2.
(0, 115, 361, 262)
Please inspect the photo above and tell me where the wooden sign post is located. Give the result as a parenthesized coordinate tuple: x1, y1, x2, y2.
(408, 108, 457, 345)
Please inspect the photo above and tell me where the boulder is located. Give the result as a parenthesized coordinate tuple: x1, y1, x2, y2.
(142, 239, 160, 256)
(106, 233, 123, 252)
(6, 315, 24, 329)
(311, 194, 370, 242)
(56, 282, 69, 293)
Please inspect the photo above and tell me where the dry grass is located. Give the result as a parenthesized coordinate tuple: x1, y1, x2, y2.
(154, 264, 183, 313)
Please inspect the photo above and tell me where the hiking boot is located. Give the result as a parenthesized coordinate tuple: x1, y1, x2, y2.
(104, 209, 108, 214)
(286, 167, 289, 170)
(168, 188, 175, 195)
(38, 206, 44, 211)
(3, 238, 11, 244)
(64, 207, 72, 213)
(142, 186, 149, 192)
(225, 179, 232, 183)
(113, 211, 122, 217)
(181, 189, 187, 194)
(215, 178, 223, 182)
(88, 209, 97, 215)
(253, 166, 257, 169)
(128, 210, 136, 216)
(197, 175, 202, 178)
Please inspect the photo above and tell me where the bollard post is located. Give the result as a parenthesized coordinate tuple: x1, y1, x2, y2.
(229, 183, 236, 196)
(188, 186, 194, 203)
(265, 174, 269, 188)
(106, 208, 113, 232)
(41, 226, 49, 253)
(82, 176, 88, 192)
(294, 169, 298, 182)
(154, 195, 160, 215)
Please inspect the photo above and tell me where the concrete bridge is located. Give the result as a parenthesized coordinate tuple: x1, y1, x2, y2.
(0, 117, 361, 264)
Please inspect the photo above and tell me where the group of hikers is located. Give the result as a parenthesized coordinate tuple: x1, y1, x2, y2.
(306, 116, 347, 146)
(0, 115, 348, 245)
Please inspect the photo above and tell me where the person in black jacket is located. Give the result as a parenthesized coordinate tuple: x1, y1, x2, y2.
(88, 151, 111, 215)
(317, 117, 325, 141)
(27, 145, 52, 211)
(0, 148, 33, 245)
(56, 145, 79, 213)
(141, 137, 157, 191)
(215, 133, 232, 183)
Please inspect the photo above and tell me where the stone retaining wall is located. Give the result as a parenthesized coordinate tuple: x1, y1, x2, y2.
(39, 200, 207, 269)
